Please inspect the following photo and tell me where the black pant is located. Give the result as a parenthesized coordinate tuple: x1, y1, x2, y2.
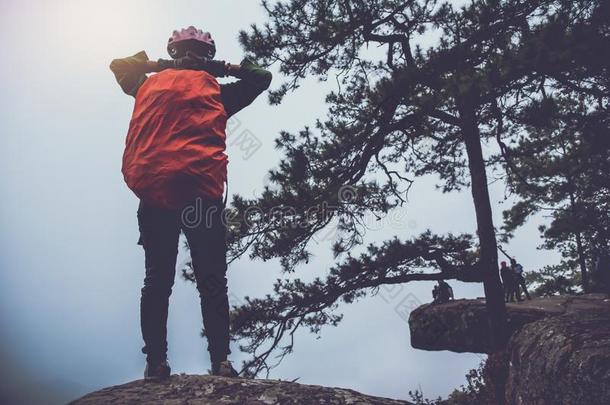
(504, 282, 516, 302)
(516, 275, 531, 300)
(137, 198, 229, 365)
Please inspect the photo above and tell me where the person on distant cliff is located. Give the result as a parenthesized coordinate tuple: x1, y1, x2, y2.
(511, 258, 531, 300)
(110, 26, 272, 381)
(592, 251, 610, 294)
(432, 280, 454, 303)
(500, 261, 517, 302)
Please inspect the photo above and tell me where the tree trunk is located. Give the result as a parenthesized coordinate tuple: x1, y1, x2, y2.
(460, 112, 507, 349)
(460, 108, 508, 404)
(568, 191, 589, 292)
(575, 231, 589, 293)
(560, 133, 589, 293)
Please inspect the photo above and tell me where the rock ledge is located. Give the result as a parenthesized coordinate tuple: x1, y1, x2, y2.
(408, 294, 610, 405)
(70, 374, 411, 405)
(409, 294, 610, 353)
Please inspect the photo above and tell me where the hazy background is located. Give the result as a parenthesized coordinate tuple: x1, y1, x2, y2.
(0, 0, 558, 403)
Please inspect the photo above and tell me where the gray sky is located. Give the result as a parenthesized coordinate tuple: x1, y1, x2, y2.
(0, 1, 559, 404)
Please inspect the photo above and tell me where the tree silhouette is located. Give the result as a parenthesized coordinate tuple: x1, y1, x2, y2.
(503, 99, 610, 293)
(181, 0, 606, 400)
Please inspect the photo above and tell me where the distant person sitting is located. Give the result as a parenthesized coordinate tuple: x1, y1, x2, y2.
(432, 280, 454, 303)
(500, 261, 517, 302)
(511, 259, 531, 300)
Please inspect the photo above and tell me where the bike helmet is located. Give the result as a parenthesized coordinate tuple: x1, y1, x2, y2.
(167, 26, 216, 59)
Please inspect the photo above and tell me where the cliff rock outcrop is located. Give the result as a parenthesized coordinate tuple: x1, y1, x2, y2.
(70, 374, 412, 405)
(409, 294, 610, 405)
(408, 294, 610, 353)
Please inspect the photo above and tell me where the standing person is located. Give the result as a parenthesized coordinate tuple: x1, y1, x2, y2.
(511, 259, 531, 300)
(110, 26, 272, 380)
(500, 261, 516, 302)
(592, 251, 610, 294)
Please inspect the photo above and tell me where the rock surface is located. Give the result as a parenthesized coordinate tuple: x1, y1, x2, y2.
(506, 310, 610, 405)
(408, 294, 610, 353)
(70, 374, 412, 405)
(409, 294, 610, 405)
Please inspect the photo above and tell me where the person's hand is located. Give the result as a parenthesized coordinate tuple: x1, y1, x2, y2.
(156, 58, 177, 71)
(156, 57, 212, 72)
(178, 51, 229, 77)
(157, 52, 228, 77)
(142, 60, 161, 73)
(226, 63, 243, 78)
(155, 54, 230, 77)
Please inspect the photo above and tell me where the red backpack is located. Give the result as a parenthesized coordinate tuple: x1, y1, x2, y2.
(122, 69, 228, 208)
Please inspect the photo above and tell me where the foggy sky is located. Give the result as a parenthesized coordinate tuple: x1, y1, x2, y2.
(0, 1, 559, 404)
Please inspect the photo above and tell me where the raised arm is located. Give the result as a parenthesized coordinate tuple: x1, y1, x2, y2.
(109, 51, 159, 97)
(221, 59, 272, 117)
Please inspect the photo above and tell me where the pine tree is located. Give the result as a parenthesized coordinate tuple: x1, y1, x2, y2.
(182, 1, 606, 401)
(502, 98, 610, 293)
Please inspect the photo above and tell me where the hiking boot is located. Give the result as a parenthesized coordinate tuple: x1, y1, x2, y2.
(144, 360, 171, 381)
(211, 360, 239, 377)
